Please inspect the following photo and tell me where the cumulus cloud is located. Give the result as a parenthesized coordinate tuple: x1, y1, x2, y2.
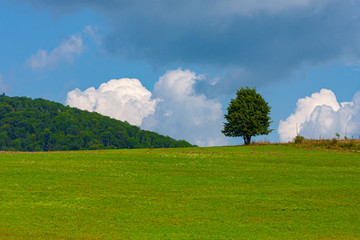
(278, 89, 360, 142)
(26, 34, 84, 70)
(66, 69, 227, 146)
(142, 69, 227, 146)
(66, 78, 158, 126)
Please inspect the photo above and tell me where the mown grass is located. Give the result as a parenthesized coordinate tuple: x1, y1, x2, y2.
(0, 145, 359, 239)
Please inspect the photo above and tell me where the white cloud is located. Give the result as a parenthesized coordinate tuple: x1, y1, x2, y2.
(142, 69, 227, 147)
(278, 89, 360, 142)
(66, 69, 227, 146)
(66, 78, 158, 126)
(26, 34, 84, 70)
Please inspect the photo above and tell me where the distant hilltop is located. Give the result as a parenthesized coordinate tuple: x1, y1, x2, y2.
(0, 95, 193, 151)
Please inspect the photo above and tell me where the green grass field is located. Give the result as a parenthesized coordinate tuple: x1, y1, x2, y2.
(0, 145, 359, 239)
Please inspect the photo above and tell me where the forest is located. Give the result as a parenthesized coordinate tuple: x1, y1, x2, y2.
(0, 94, 193, 151)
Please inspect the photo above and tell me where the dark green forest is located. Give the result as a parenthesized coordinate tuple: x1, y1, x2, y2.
(0, 94, 193, 151)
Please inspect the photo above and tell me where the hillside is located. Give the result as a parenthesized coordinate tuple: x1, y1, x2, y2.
(0, 94, 193, 151)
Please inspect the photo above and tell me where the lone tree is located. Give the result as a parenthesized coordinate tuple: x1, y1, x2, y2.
(222, 87, 272, 145)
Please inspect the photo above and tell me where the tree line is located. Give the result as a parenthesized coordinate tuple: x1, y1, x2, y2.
(0, 94, 193, 151)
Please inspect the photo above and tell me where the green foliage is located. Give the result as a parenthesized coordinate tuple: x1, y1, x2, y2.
(222, 87, 272, 145)
(331, 138, 338, 146)
(0, 95, 193, 151)
(294, 135, 305, 144)
(292, 138, 360, 151)
(335, 132, 341, 139)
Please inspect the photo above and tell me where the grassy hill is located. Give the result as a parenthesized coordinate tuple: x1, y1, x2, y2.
(0, 144, 359, 239)
(0, 95, 193, 151)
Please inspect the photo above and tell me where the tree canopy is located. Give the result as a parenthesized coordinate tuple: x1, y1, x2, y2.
(222, 87, 272, 145)
(0, 95, 193, 151)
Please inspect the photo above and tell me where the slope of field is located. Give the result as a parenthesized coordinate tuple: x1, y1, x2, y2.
(0, 145, 359, 239)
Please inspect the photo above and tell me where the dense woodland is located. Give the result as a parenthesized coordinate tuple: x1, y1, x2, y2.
(0, 94, 193, 151)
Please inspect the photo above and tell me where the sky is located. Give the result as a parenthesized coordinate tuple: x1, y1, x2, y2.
(0, 0, 359, 146)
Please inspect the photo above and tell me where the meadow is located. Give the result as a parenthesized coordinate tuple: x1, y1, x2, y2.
(0, 144, 359, 239)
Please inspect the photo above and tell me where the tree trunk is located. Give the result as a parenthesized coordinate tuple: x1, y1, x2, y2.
(243, 135, 251, 145)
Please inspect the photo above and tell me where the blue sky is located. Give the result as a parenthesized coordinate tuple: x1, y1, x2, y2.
(1, 0, 359, 146)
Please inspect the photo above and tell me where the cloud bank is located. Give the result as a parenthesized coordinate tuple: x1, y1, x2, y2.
(279, 89, 360, 142)
(13, 0, 360, 92)
(66, 69, 227, 146)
